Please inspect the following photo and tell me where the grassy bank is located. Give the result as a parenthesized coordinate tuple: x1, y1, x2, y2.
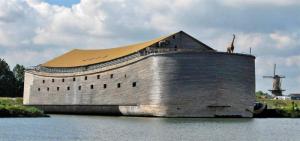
(0, 97, 47, 117)
(257, 99, 300, 117)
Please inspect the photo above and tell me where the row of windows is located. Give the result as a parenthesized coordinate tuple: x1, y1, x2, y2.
(38, 82, 137, 92)
(42, 74, 120, 84)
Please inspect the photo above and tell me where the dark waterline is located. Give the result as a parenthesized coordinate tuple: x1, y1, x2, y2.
(0, 115, 299, 141)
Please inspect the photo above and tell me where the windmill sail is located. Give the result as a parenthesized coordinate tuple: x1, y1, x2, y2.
(263, 64, 285, 96)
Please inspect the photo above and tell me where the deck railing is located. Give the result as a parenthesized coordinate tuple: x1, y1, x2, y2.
(28, 48, 208, 73)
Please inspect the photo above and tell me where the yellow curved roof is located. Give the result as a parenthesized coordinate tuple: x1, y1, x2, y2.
(42, 34, 172, 68)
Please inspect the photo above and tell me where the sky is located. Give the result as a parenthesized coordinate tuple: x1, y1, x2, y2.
(43, 0, 80, 7)
(0, 0, 300, 95)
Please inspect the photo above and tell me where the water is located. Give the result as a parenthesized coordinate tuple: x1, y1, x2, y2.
(0, 115, 299, 141)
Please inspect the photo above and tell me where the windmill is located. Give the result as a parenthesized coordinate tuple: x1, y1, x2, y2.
(263, 64, 285, 96)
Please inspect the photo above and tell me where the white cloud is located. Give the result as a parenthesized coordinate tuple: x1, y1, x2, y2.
(2, 48, 64, 67)
(27, 0, 108, 47)
(297, 76, 300, 84)
(221, 0, 300, 7)
(0, 0, 38, 47)
(0, 0, 300, 94)
(285, 56, 300, 67)
(270, 32, 295, 48)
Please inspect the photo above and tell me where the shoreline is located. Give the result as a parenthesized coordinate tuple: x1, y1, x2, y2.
(0, 97, 48, 117)
(1, 97, 300, 118)
(255, 99, 300, 118)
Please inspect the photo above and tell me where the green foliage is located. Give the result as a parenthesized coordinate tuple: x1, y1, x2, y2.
(256, 91, 272, 100)
(13, 64, 25, 97)
(0, 97, 45, 117)
(0, 58, 17, 97)
(13, 64, 25, 82)
(4, 105, 44, 117)
(258, 99, 300, 117)
(0, 97, 23, 105)
(0, 58, 25, 97)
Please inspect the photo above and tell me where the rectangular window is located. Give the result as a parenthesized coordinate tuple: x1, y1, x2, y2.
(124, 74, 127, 78)
(38, 88, 40, 91)
(85, 76, 88, 80)
(110, 74, 113, 79)
(42, 80, 45, 83)
(62, 79, 65, 82)
(97, 75, 100, 79)
(52, 79, 55, 82)
(47, 87, 49, 91)
(117, 83, 121, 88)
(132, 82, 137, 87)
(103, 84, 107, 89)
(78, 86, 81, 90)
(73, 78, 76, 81)
(90, 85, 94, 89)
(57, 87, 59, 91)
(155, 42, 159, 47)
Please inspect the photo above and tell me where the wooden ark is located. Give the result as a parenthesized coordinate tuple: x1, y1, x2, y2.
(24, 31, 255, 117)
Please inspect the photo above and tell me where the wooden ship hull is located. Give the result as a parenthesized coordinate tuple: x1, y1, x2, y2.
(23, 31, 256, 117)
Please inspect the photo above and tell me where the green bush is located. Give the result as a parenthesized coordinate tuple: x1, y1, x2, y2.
(0, 98, 46, 117)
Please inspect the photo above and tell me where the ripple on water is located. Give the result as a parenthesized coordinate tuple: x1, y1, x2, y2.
(0, 115, 300, 141)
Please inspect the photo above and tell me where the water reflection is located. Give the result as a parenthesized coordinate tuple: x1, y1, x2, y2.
(0, 115, 299, 141)
(160, 118, 254, 124)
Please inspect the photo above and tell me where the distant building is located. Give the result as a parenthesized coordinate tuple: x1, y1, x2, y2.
(273, 96, 291, 100)
(289, 94, 300, 100)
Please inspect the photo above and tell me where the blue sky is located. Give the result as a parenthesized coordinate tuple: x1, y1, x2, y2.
(0, 0, 300, 95)
(43, 0, 79, 7)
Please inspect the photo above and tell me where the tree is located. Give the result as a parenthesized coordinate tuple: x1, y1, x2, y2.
(13, 64, 25, 97)
(0, 58, 17, 97)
